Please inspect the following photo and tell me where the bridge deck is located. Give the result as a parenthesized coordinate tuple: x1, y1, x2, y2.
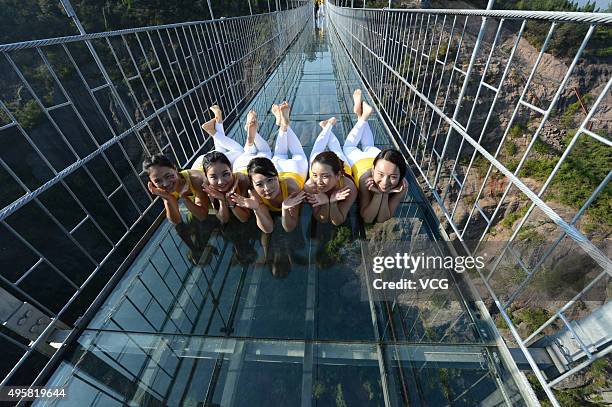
(37, 18, 528, 407)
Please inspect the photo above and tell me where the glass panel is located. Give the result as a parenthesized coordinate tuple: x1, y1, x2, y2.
(40, 18, 528, 407)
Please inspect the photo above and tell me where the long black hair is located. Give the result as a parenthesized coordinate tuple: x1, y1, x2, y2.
(143, 154, 176, 174)
(373, 149, 406, 184)
(247, 157, 278, 180)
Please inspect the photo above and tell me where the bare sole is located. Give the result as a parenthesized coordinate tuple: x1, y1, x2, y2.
(353, 89, 362, 117)
(361, 101, 373, 121)
(271, 104, 281, 126)
(201, 118, 216, 136)
(210, 105, 223, 123)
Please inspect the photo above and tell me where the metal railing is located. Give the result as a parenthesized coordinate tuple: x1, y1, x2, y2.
(328, 3, 611, 406)
(0, 2, 311, 390)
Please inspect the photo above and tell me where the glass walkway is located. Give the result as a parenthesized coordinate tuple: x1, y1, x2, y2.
(2, 2, 610, 407)
(35, 18, 528, 407)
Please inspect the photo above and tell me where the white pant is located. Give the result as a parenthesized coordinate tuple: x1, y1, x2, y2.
(342, 120, 381, 166)
(193, 123, 271, 172)
(272, 126, 308, 180)
(309, 123, 350, 167)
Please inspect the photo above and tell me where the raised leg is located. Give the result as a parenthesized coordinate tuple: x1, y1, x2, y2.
(211, 123, 244, 153)
(343, 120, 367, 166)
(309, 121, 333, 164)
(253, 132, 272, 156)
(327, 131, 350, 167)
(284, 126, 305, 158)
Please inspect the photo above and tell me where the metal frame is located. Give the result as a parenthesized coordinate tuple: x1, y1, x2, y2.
(328, 2, 611, 406)
(325, 25, 533, 406)
(0, 2, 311, 390)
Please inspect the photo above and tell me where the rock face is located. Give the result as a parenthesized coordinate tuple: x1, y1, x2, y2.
(391, 7, 611, 402)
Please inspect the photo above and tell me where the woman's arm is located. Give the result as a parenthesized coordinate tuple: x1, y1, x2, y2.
(375, 193, 391, 223)
(380, 178, 408, 222)
(148, 181, 183, 224)
(181, 173, 209, 221)
(358, 177, 383, 224)
(163, 196, 182, 224)
(329, 178, 358, 226)
(228, 174, 251, 223)
(215, 194, 232, 224)
(281, 180, 305, 232)
(254, 204, 274, 234)
(304, 181, 329, 223)
(231, 190, 274, 233)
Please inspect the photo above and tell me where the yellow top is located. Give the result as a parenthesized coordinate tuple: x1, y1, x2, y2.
(343, 162, 352, 178)
(260, 177, 290, 212)
(278, 172, 305, 189)
(171, 170, 198, 200)
(351, 157, 374, 183)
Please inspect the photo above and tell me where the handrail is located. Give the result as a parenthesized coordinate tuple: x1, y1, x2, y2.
(328, 3, 611, 407)
(357, 8, 612, 24)
(0, 3, 312, 390)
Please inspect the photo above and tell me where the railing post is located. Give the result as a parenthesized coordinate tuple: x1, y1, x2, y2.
(432, 0, 494, 187)
(378, 8, 391, 96)
(58, 0, 139, 145)
(207, 0, 216, 19)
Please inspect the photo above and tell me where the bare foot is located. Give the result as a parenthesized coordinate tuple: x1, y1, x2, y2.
(361, 101, 373, 121)
(210, 105, 223, 123)
(280, 101, 290, 129)
(246, 110, 258, 145)
(271, 104, 281, 126)
(319, 117, 337, 128)
(201, 118, 216, 136)
(353, 89, 362, 117)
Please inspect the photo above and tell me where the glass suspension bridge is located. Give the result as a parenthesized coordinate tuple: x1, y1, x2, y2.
(0, 0, 610, 406)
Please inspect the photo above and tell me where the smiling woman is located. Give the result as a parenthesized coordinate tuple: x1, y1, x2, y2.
(342, 89, 408, 224)
(304, 148, 357, 226)
(230, 157, 305, 234)
(143, 154, 210, 225)
(200, 151, 252, 224)
(230, 102, 307, 234)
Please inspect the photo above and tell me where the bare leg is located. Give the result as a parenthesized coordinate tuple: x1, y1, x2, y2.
(310, 117, 338, 164)
(245, 110, 257, 148)
(343, 101, 380, 166)
(201, 105, 223, 135)
(201, 106, 243, 153)
(361, 101, 373, 122)
(201, 118, 216, 136)
(353, 89, 362, 118)
(271, 103, 282, 127)
(280, 101, 290, 132)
